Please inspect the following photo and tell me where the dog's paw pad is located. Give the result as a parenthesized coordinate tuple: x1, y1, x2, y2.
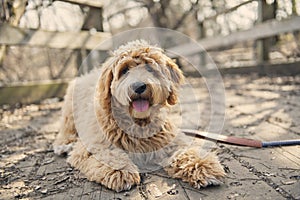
(53, 143, 73, 155)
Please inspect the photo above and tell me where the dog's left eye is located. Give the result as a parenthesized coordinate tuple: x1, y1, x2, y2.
(120, 66, 129, 76)
(145, 64, 154, 73)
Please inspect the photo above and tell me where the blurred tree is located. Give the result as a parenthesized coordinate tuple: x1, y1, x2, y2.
(291, 0, 297, 15)
(0, 0, 12, 23)
(0, 0, 27, 24)
(105, 0, 261, 39)
(105, 0, 202, 39)
(139, 0, 200, 30)
(0, 0, 27, 68)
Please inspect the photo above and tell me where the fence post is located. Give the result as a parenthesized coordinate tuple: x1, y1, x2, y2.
(77, 6, 105, 74)
(256, 0, 276, 73)
(82, 7, 104, 32)
(199, 21, 206, 67)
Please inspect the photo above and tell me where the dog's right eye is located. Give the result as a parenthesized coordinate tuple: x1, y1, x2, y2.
(120, 66, 129, 77)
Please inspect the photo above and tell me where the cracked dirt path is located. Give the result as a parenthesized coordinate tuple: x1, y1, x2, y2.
(0, 74, 299, 199)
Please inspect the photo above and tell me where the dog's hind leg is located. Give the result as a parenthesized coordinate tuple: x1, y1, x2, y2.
(53, 82, 77, 155)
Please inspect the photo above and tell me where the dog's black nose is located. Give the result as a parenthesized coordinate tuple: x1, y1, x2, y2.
(131, 82, 147, 94)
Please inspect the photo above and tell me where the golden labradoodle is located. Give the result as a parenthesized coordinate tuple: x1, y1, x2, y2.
(53, 40, 225, 192)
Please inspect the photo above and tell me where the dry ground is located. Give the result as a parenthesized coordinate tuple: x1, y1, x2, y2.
(0, 74, 299, 200)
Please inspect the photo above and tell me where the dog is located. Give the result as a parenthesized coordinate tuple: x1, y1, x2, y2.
(53, 40, 225, 192)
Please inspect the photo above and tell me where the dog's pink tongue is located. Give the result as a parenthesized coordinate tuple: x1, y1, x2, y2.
(132, 100, 149, 112)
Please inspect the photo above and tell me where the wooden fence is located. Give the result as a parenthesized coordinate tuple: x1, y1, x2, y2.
(2, 16, 299, 54)
(0, 1, 300, 105)
(0, 23, 111, 50)
(169, 16, 300, 55)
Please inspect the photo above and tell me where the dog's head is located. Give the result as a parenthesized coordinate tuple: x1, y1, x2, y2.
(98, 40, 184, 125)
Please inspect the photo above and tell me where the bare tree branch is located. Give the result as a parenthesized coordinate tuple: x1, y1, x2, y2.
(173, 0, 200, 30)
(201, 0, 257, 23)
(54, 0, 103, 8)
(106, 4, 146, 21)
(142, 0, 171, 28)
(1, 0, 11, 22)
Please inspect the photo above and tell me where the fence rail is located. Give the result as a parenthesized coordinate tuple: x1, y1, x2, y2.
(57, 0, 104, 8)
(168, 16, 300, 56)
(0, 81, 68, 105)
(1, 16, 299, 55)
(0, 23, 111, 50)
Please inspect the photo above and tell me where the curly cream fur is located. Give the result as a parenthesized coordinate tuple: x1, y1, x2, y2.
(53, 40, 225, 192)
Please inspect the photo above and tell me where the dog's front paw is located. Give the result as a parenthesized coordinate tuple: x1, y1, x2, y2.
(165, 151, 225, 189)
(101, 169, 140, 192)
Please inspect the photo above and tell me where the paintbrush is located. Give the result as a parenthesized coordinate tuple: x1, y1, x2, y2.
(182, 129, 300, 148)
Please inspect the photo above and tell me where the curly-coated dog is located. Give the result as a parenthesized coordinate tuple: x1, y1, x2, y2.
(53, 40, 225, 192)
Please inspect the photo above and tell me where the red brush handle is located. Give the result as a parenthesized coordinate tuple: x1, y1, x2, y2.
(182, 129, 263, 148)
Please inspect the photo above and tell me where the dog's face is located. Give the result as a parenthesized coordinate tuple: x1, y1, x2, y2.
(98, 41, 184, 124)
(112, 60, 173, 119)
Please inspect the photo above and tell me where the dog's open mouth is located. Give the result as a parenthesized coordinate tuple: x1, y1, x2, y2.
(130, 97, 152, 120)
(132, 99, 149, 112)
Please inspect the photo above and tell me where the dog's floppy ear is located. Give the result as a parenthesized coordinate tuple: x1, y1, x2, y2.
(98, 62, 113, 111)
(166, 58, 184, 105)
